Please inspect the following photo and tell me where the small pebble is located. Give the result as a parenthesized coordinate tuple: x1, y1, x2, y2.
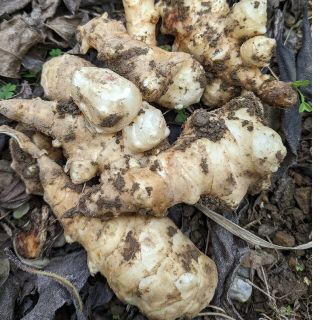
(229, 276, 252, 303)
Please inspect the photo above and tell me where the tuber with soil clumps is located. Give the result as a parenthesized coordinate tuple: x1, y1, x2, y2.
(69, 93, 287, 217)
(77, 13, 206, 109)
(156, 0, 298, 108)
(1, 56, 170, 184)
(0, 4, 297, 318)
(0, 126, 218, 320)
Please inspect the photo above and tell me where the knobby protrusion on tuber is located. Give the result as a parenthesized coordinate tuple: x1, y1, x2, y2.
(157, 0, 298, 108)
(41, 54, 93, 103)
(77, 13, 206, 109)
(0, 95, 169, 184)
(123, 0, 159, 46)
(0, 126, 218, 320)
(67, 93, 287, 217)
(71, 67, 143, 134)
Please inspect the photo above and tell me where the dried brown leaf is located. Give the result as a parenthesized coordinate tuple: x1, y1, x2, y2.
(0, 0, 31, 17)
(46, 15, 83, 46)
(0, 16, 42, 78)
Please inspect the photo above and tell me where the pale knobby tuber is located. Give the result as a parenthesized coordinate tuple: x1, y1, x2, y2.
(0, 88, 169, 184)
(157, 0, 298, 108)
(41, 55, 169, 139)
(77, 13, 206, 109)
(67, 93, 287, 217)
(0, 126, 218, 320)
(3, 55, 169, 184)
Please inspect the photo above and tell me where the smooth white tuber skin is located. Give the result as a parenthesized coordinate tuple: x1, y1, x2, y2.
(41, 54, 93, 102)
(0, 126, 218, 320)
(70, 94, 287, 217)
(123, 0, 159, 46)
(123, 102, 170, 153)
(77, 13, 206, 109)
(71, 67, 142, 133)
(0, 98, 169, 184)
(157, 0, 298, 108)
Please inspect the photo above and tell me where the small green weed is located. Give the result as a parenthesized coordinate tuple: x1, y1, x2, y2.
(295, 262, 305, 272)
(175, 108, 188, 124)
(49, 48, 63, 57)
(0, 83, 16, 100)
(280, 305, 293, 316)
(292, 80, 312, 113)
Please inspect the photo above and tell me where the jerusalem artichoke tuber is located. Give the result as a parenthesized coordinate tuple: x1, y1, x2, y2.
(0, 126, 218, 320)
(157, 0, 298, 108)
(77, 13, 206, 109)
(0, 94, 169, 184)
(67, 93, 287, 217)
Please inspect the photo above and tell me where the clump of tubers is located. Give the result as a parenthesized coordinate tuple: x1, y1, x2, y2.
(77, 13, 206, 109)
(63, 93, 286, 217)
(157, 0, 298, 108)
(0, 126, 218, 320)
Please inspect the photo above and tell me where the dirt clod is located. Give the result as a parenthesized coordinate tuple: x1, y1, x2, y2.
(273, 231, 296, 247)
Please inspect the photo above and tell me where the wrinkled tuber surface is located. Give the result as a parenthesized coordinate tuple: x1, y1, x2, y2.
(0, 97, 169, 184)
(77, 13, 205, 109)
(157, 0, 298, 108)
(0, 126, 218, 320)
(69, 93, 287, 217)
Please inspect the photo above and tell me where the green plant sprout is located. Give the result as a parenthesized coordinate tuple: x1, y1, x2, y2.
(292, 80, 312, 113)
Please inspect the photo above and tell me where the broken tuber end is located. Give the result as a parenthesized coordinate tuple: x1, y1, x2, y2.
(259, 80, 299, 108)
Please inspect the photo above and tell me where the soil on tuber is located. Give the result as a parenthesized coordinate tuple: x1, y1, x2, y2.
(0, 126, 218, 320)
(156, 0, 298, 108)
(77, 13, 206, 109)
(66, 93, 287, 217)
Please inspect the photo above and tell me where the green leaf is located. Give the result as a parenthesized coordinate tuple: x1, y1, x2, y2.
(175, 109, 188, 124)
(20, 70, 39, 79)
(292, 79, 311, 88)
(295, 262, 305, 272)
(0, 83, 16, 100)
(49, 48, 63, 57)
(299, 101, 312, 113)
(159, 44, 172, 52)
(280, 305, 293, 316)
(13, 202, 30, 219)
